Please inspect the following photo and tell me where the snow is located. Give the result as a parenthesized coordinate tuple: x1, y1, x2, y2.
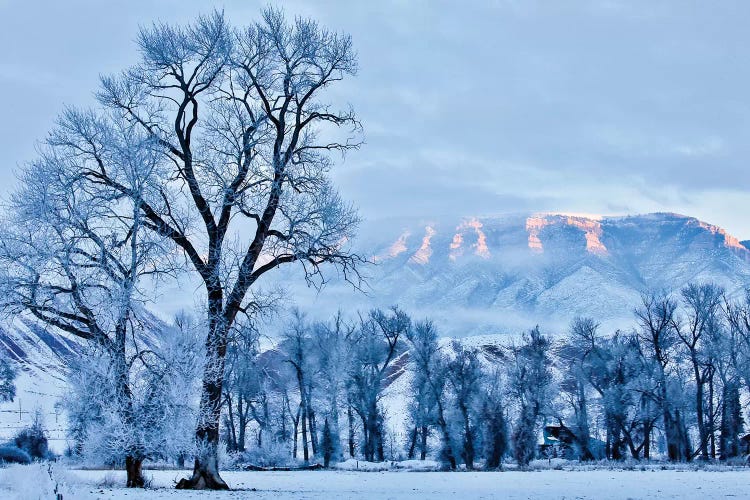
(1, 464, 749, 499)
(333, 458, 441, 471)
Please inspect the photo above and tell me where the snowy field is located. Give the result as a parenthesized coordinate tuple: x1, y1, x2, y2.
(1, 464, 748, 499)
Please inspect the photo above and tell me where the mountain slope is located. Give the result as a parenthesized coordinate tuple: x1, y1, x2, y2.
(297, 212, 750, 335)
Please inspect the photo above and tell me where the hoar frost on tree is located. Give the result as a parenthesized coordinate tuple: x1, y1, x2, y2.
(0, 118, 171, 487)
(509, 326, 553, 467)
(20, 8, 363, 489)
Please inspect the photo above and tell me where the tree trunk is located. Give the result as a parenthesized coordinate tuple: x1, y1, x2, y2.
(293, 405, 300, 459)
(708, 371, 716, 459)
(575, 381, 594, 461)
(300, 402, 310, 462)
(238, 398, 248, 452)
(309, 407, 319, 457)
(693, 361, 709, 460)
(664, 410, 682, 461)
(364, 402, 378, 461)
(225, 394, 237, 452)
(420, 425, 428, 461)
(407, 427, 417, 459)
(125, 456, 144, 488)
(664, 409, 691, 462)
(176, 305, 230, 490)
(113, 319, 146, 488)
(643, 420, 652, 460)
(376, 414, 385, 461)
(330, 391, 341, 460)
(347, 404, 355, 458)
(605, 427, 611, 460)
(460, 405, 474, 470)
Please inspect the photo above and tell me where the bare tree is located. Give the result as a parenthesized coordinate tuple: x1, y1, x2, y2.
(509, 326, 553, 467)
(349, 307, 409, 461)
(405, 320, 440, 461)
(44, 9, 362, 489)
(0, 122, 166, 487)
(558, 317, 598, 461)
(404, 319, 455, 468)
(676, 283, 724, 460)
(280, 309, 317, 462)
(635, 292, 690, 462)
(311, 311, 356, 463)
(446, 342, 483, 470)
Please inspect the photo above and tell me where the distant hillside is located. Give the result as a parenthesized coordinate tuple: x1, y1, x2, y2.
(293, 212, 750, 335)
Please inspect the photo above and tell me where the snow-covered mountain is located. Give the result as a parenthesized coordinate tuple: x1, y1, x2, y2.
(298, 212, 750, 336)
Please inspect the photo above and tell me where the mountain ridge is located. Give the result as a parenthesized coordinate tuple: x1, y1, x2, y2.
(291, 212, 750, 335)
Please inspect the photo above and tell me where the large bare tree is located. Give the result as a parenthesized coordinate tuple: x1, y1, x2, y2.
(48, 9, 362, 489)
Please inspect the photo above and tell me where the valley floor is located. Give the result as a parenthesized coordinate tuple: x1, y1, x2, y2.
(1, 464, 749, 499)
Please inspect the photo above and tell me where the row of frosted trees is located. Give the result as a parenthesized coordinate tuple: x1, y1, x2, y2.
(222, 283, 750, 469)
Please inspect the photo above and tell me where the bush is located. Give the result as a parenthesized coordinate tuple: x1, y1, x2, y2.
(0, 445, 32, 464)
(239, 440, 296, 468)
(14, 410, 50, 460)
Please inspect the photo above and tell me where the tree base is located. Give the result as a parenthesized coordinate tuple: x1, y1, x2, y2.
(175, 463, 229, 490)
(125, 456, 145, 488)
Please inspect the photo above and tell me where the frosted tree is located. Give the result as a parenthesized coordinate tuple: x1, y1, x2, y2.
(404, 320, 442, 461)
(720, 293, 750, 459)
(311, 311, 356, 463)
(280, 309, 317, 462)
(480, 369, 508, 469)
(64, 317, 201, 476)
(0, 119, 167, 487)
(46, 8, 363, 489)
(509, 326, 553, 467)
(557, 317, 598, 460)
(675, 283, 724, 460)
(446, 342, 483, 470)
(584, 330, 654, 460)
(635, 292, 691, 461)
(348, 307, 409, 461)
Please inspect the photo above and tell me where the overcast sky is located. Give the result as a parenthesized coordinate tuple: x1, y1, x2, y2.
(1, 1, 749, 237)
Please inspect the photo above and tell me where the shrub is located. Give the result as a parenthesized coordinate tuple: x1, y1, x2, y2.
(0, 445, 32, 464)
(14, 410, 50, 460)
(240, 440, 296, 468)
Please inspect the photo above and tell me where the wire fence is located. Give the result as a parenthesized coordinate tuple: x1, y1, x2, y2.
(0, 389, 69, 443)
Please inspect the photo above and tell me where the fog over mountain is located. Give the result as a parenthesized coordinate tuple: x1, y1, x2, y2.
(290, 212, 750, 336)
(4, 210, 750, 366)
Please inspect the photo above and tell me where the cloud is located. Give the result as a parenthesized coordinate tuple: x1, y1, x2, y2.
(0, 0, 749, 239)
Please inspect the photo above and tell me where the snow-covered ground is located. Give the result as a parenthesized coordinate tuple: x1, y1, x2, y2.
(1, 463, 748, 499)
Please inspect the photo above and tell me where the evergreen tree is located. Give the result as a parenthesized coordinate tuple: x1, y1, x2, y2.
(720, 380, 743, 460)
(0, 354, 16, 403)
